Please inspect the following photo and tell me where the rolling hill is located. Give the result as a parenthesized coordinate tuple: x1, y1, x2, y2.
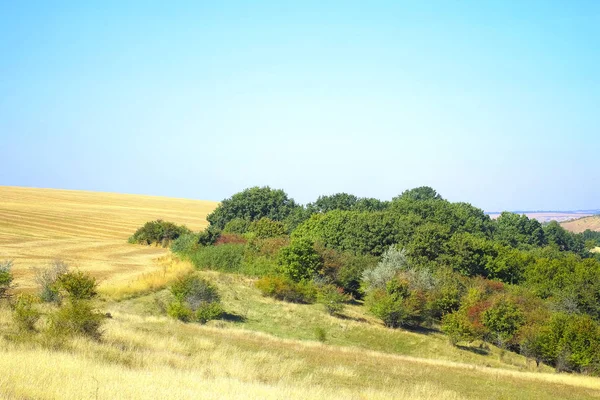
(0, 186, 217, 290)
(561, 215, 600, 233)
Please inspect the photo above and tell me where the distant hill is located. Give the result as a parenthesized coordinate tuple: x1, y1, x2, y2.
(561, 215, 600, 233)
(487, 211, 599, 224)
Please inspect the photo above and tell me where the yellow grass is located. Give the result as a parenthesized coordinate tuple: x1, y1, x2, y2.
(0, 186, 217, 291)
(592, 247, 600, 254)
(1, 305, 599, 400)
(561, 215, 600, 233)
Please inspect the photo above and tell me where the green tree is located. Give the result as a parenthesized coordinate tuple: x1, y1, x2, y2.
(394, 186, 443, 202)
(0, 260, 14, 299)
(278, 238, 323, 282)
(247, 217, 287, 238)
(207, 186, 299, 230)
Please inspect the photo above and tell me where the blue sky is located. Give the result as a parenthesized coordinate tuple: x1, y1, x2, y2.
(1, 1, 598, 211)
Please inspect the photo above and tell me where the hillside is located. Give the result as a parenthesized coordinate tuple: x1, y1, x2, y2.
(0, 186, 217, 290)
(1, 187, 600, 399)
(561, 215, 600, 233)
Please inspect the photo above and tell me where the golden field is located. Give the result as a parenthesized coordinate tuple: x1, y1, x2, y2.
(0, 186, 217, 290)
(561, 215, 600, 234)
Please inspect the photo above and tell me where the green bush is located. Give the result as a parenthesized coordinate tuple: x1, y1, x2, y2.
(317, 285, 348, 316)
(0, 260, 14, 299)
(223, 218, 251, 235)
(50, 300, 105, 340)
(188, 244, 245, 273)
(195, 302, 224, 324)
(482, 299, 525, 348)
(167, 301, 193, 322)
(129, 220, 191, 246)
(12, 294, 41, 332)
(170, 233, 200, 254)
(441, 311, 478, 345)
(365, 279, 428, 329)
(56, 271, 98, 300)
(278, 238, 323, 282)
(168, 274, 223, 324)
(255, 276, 317, 304)
(34, 260, 69, 303)
(247, 217, 287, 239)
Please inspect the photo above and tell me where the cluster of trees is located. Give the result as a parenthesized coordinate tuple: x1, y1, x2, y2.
(1, 260, 105, 340)
(131, 186, 600, 374)
(129, 220, 190, 247)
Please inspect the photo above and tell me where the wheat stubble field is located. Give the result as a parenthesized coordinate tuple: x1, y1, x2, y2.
(0, 186, 217, 290)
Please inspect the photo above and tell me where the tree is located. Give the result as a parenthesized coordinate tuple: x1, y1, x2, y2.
(207, 187, 300, 230)
(394, 186, 443, 202)
(0, 260, 14, 299)
(494, 212, 546, 248)
(278, 238, 323, 282)
(247, 217, 287, 238)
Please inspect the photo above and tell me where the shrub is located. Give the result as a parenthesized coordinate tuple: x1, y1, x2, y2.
(170, 233, 200, 254)
(56, 271, 98, 300)
(362, 246, 409, 292)
(482, 299, 525, 348)
(247, 217, 287, 239)
(441, 311, 479, 345)
(188, 244, 245, 273)
(50, 300, 105, 340)
(195, 302, 224, 324)
(12, 294, 41, 332)
(223, 218, 251, 235)
(129, 220, 191, 246)
(314, 326, 327, 342)
(317, 285, 348, 316)
(168, 274, 223, 324)
(365, 278, 428, 328)
(167, 301, 193, 322)
(255, 276, 317, 303)
(34, 260, 69, 303)
(278, 239, 323, 282)
(0, 260, 14, 299)
(214, 233, 247, 246)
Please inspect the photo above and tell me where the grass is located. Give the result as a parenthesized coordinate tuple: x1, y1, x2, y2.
(0, 186, 217, 290)
(561, 215, 600, 233)
(592, 247, 600, 254)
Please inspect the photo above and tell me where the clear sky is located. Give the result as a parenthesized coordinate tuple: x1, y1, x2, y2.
(1, 1, 598, 211)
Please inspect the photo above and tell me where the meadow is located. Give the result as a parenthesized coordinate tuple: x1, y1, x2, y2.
(1, 187, 600, 399)
(561, 215, 600, 234)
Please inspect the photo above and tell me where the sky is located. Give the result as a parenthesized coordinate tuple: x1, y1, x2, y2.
(0, 1, 598, 211)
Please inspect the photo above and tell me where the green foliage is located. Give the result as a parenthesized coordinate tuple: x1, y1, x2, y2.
(0, 260, 14, 299)
(278, 238, 323, 282)
(494, 212, 546, 248)
(365, 278, 428, 328)
(56, 271, 98, 300)
(482, 299, 525, 347)
(293, 210, 401, 256)
(189, 243, 245, 273)
(170, 233, 201, 254)
(168, 274, 223, 324)
(314, 326, 327, 342)
(129, 220, 191, 246)
(12, 294, 41, 332)
(544, 221, 585, 255)
(50, 300, 105, 340)
(394, 186, 443, 202)
(247, 217, 287, 239)
(207, 186, 299, 230)
(195, 302, 224, 324)
(255, 276, 317, 303)
(223, 218, 251, 235)
(441, 311, 478, 345)
(34, 260, 69, 303)
(317, 285, 349, 316)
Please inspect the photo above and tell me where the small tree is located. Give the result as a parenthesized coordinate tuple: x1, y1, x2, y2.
(168, 274, 223, 324)
(34, 260, 69, 303)
(247, 217, 287, 239)
(317, 285, 349, 316)
(0, 260, 14, 299)
(56, 271, 98, 300)
(362, 246, 409, 292)
(278, 239, 323, 282)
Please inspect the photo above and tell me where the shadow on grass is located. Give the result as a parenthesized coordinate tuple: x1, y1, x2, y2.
(334, 313, 369, 323)
(222, 312, 247, 323)
(457, 344, 490, 356)
(401, 325, 439, 336)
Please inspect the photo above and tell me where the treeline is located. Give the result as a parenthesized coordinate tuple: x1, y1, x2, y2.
(131, 186, 600, 374)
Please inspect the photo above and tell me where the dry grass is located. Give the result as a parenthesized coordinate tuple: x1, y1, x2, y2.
(561, 215, 600, 233)
(1, 305, 599, 400)
(592, 247, 600, 254)
(0, 186, 217, 290)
